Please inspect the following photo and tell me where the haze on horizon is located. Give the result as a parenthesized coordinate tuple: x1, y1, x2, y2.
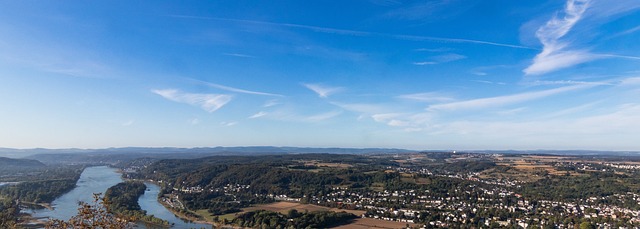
(1, 0, 639, 151)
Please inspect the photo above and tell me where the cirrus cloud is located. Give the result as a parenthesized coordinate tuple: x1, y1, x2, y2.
(152, 89, 232, 112)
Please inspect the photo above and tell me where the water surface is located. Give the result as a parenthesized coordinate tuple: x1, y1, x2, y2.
(138, 182, 212, 229)
(31, 166, 123, 220)
(30, 165, 212, 228)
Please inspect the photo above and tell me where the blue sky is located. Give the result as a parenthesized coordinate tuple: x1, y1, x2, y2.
(1, 0, 639, 150)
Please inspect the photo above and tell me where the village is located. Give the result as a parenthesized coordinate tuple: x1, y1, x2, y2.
(137, 157, 640, 228)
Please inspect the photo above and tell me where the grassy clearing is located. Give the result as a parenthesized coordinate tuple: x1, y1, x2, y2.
(371, 182, 385, 192)
(332, 218, 414, 229)
(242, 202, 365, 216)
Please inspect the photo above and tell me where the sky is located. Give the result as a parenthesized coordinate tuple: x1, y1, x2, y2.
(1, 0, 639, 151)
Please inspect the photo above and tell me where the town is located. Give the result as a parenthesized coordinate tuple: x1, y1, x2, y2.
(119, 152, 640, 228)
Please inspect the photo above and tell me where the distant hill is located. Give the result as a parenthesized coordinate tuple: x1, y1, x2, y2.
(468, 150, 640, 157)
(0, 156, 45, 169)
(9, 147, 413, 164)
(2, 146, 412, 158)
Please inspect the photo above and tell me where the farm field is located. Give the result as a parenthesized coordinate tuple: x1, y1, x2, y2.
(243, 201, 366, 216)
(332, 218, 414, 229)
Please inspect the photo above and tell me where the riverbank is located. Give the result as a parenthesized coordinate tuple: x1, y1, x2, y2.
(157, 197, 216, 227)
(18, 201, 54, 227)
(21, 201, 53, 210)
(18, 212, 47, 229)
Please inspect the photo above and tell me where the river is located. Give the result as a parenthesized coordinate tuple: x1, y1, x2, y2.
(139, 182, 211, 229)
(30, 166, 211, 229)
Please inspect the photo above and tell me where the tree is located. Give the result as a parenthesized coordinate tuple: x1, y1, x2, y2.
(45, 193, 132, 229)
(579, 221, 595, 229)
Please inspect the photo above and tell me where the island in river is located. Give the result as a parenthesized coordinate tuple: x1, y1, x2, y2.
(26, 166, 212, 229)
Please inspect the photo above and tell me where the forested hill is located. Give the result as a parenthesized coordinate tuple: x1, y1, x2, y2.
(0, 157, 45, 169)
(15, 147, 412, 165)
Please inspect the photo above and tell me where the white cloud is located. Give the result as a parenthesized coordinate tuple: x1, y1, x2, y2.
(397, 92, 454, 103)
(303, 83, 343, 98)
(472, 80, 506, 85)
(331, 102, 390, 114)
(189, 118, 200, 125)
(249, 109, 340, 123)
(121, 120, 135, 126)
(221, 121, 238, 126)
(414, 53, 466, 65)
(152, 89, 232, 112)
(249, 111, 268, 119)
(193, 79, 282, 97)
(305, 110, 342, 122)
(496, 107, 527, 116)
(413, 61, 437, 66)
(414, 48, 453, 52)
(427, 104, 640, 150)
(433, 53, 467, 62)
(525, 50, 598, 75)
(263, 99, 281, 107)
(470, 65, 510, 76)
(540, 101, 600, 119)
(527, 79, 612, 86)
(222, 53, 256, 58)
(371, 113, 404, 122)
(171, 15, 534, 50)
(621, 77, 640, 86)
(387, 119, 410, 127)
(524, 0, 591, 75)
(427, 84, 592, 111)
(370, 112, 432, 130)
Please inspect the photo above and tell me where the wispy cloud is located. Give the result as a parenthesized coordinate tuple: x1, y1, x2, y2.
(263, 99, 281, 107)
(413, 53, 466, 66)
(370, 112, 432, 131)
(303, 83, 344, 98)
(495, 107, 527, 116)
(305, 110, 342, 122)
(620, 77, 640, 86)
(525, 50, 598, 75)
(394, 34, 536, 50)
(413, 61, 437, 66)
(427, 84, 593, 111)
(523, 0, 640, 75)
(249, 111, 268, 119)
(470, 65, 510, 76)
(331, 102, 390, 114)
(472, 80, 507, 85)
(618, 25, 640, 37)
(121, 120, 135, 126)
(414, 48, 453, 52)
(397, 92, 455, 103)
(0, 26, 113, 79)
(222, 53, 256, 58)
(427, 104, 640, 149)
(540, 101, 600, 119)
(169, 15, 535, 50)
(373, 114, 408, 127)
(169, 15, 369, 36)
(152, 89, 232, 112)
(220, 121, 238, 126)
(526, 80, 613, 86)
(193, 79, 283, 97)
(248, 109, 341, 123)
(524, 0, 592, 75)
